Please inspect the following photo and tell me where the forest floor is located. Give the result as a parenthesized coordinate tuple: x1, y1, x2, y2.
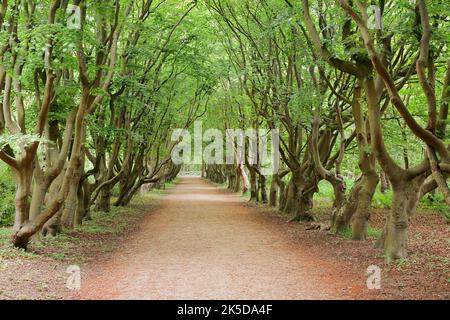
(0, 177, 448, 299)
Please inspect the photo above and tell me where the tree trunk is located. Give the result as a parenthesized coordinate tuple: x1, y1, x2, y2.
(259, 174, 268, 203)
(282, 178, 298, 213)
(75, 181, 89, 225)
(42, 211, 62, 236)
(283, 172, 316, 221)
(28, 178, 48, 222)
(96, 185, 112, 213)
(331, 81, 378, 239)
(233, 165, 241, 192)
(295, 185, 316, 221)
(248, 167, 257, 201)
(60, 179, 78, 229)
(375, 174, 426, 261)
(278, 177, 286, 209)
(350, 169, 379, 240)
(331, 169, 378, 238)
(380, 169, 390, 193)
(237, 163, 249, 193)
(269, 174, 279, 207)
(12, 163, 33, 248)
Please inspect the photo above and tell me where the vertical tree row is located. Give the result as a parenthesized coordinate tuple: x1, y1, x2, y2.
(203, 0, 449, 261)
(0, 0, 214, 248)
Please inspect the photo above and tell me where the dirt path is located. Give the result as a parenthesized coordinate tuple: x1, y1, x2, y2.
(75, 177, 367, 300)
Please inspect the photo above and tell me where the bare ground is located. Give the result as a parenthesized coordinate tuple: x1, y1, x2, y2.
(73, 177, 361, 299)
(0, 177, 448, 300)
(252, 199, 449, 300)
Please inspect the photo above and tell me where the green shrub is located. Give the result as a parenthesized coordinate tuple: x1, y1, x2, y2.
(420, 192, 449, 219)
(0, 164, 15, 227)
(372, 191, 392, 209)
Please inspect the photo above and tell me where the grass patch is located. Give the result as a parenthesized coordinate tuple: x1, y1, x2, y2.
(49, 252, 66, 261)
(394, 257, 417, 271)
(419, 192, 449, 220)
(0, 245, 37, 259)
(75, 206, 136, 235)
(0, 227, 12, 245)
(313, 181, 334, 199)
(340, 226, 382, 239)
(0, 228, 36, 259)
(341, 227, 353, 238)
(367, 226, 382, 238)
(165, 178, 180, 189)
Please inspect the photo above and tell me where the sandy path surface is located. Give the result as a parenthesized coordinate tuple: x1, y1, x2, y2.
(75, 177, 362, 299)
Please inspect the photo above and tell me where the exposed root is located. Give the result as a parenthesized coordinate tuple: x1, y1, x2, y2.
(306, 222, 331, 231)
